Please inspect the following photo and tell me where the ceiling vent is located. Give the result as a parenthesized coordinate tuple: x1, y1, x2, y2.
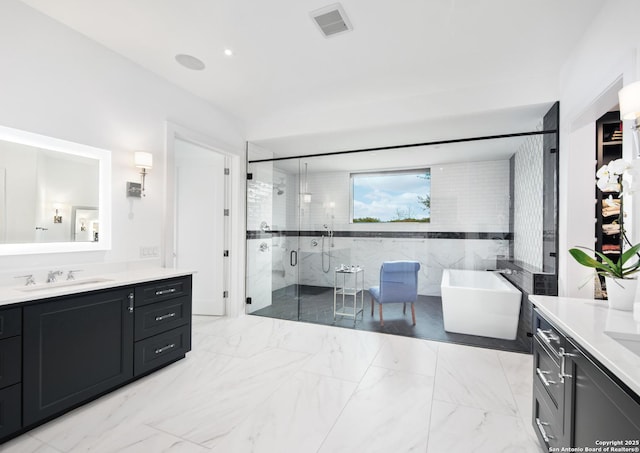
(310, 3, 353, 38)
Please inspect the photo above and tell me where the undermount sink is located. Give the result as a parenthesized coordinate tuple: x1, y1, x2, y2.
(18, 277, 114, 292)
(604, 330, 640, 357)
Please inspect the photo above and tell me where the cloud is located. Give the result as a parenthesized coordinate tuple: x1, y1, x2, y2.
(353, 174, 430, 221)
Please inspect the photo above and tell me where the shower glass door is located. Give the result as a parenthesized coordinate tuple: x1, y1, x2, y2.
(245, 153, 351, 325)
(245, 158, 300, 320)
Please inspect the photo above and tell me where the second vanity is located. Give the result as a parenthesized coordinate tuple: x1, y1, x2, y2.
(0, 268, 193, 444)
(530, 295, 640, 451)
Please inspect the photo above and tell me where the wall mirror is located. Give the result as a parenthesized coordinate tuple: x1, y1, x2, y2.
(0, 125, 111, 255)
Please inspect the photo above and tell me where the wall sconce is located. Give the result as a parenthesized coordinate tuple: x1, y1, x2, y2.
(618, 81, 640, 156)
(127, 151, 153, 197)
(53, 209, 62, 224)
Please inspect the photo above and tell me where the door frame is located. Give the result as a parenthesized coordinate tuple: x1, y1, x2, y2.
(164, 121, 245, 317)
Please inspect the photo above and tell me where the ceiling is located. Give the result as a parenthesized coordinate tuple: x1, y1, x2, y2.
(20, 0, 603, 143)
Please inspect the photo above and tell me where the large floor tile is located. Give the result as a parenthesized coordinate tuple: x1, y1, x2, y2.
(211, 371, 356, 453)
(195, 315, 283, 358)
(427, 400, 541, 453)
(267, 319, 342, 355)
(147, 347, 310, 448)
(5, 315, 539, 453)
(302, 327, 382, 382)
(29, 349, 235, 451)
(497, 350, 534, 397)
(434, 342, 518, 416)
(318, 366, 433, 453)
(372, 333, 439, 376)
(0, 435, 61, 453)
(497, 350, 537, 440)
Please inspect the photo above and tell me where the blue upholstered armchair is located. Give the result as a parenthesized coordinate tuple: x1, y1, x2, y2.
(369, 261, 421, 326)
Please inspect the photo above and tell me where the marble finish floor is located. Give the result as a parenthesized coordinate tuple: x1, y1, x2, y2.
(2, 315, 541, 453)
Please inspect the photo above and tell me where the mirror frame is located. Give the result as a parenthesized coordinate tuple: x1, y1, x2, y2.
(0, 125, 111, 255)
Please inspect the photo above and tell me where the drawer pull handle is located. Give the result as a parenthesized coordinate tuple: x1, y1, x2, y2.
(536, 368, 557, 386)
(128, 293, 134, 313)
(155, 288, 177, 296)
(536, 328, 559, 344)
(559, 347, 576, 383)
(535, 418, 554, 443)
(155, 343, 176, 355)
(155, 312, 176, 322)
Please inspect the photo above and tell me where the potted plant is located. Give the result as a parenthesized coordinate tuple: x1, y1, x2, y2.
(569, 244, 640, 310)
(570, 158, 640, 310)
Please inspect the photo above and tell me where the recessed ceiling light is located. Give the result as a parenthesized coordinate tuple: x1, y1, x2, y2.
(224, 49, 234, 57)
(175, 54, 206, 71)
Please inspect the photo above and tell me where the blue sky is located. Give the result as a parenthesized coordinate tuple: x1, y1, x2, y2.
(352, 170, 431, 221)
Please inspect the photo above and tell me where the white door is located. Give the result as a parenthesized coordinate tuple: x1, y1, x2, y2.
(175, 139, 226, 315)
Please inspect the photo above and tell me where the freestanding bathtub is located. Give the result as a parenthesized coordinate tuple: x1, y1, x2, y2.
(440, 269, 522, 340)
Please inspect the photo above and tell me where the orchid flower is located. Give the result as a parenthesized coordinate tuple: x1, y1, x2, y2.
(609, 158, 631, 175)
(595, 164, 610, 179)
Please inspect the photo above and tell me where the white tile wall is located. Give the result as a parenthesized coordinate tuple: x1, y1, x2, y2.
(430, 160, 510, 232)
(300, 159, 510, 233)
(259, 236, 507, 297)
(513, 134, 543, 269)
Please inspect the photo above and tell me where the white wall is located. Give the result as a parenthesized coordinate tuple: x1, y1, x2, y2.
(558, 0, 640, 297)
(0, 1, 244, 278)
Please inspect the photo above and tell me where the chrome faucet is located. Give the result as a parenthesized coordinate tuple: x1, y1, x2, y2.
(66, 269, 82, 280)
(15, 274, 36, 286)
(495, 268, 514, 275)
(47, 270, 64, 283)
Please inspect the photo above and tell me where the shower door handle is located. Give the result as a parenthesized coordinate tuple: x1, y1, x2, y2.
(290, 250, 298, 267)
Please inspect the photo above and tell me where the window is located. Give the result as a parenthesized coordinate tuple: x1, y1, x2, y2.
(351, 169, 431, 223)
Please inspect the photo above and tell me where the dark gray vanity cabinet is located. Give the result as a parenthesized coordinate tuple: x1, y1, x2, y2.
(532, 308, 640, 450)
(563, 338, 640, 447)
(0, 307, 22, 440)
(23, 287, 135, 426)
(133, 276, 192, 376)
(0, 274, 192, 445)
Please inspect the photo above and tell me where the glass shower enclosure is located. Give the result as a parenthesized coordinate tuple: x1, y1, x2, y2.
(246, 156, 340, 323)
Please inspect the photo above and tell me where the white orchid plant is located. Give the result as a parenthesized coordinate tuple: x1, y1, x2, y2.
(571, 158, 640, 281)
(596, 158, 635, 196)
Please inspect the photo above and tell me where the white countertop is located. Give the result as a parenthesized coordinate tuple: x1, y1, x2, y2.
(0, 268, 194, 308)
(530, 295, 640, 397)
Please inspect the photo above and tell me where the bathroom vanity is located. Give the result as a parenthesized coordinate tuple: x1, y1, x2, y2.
(0, 269, 193, 443)
(530, 296, 640, 451)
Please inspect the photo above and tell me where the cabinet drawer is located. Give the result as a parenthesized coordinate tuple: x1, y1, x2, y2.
(135, 276, 192, 307)
(533, 386, 563, 450)
(0, 308, 21, 340)
(0, 383, 21, 441)
(0, 336, 21, 389)
(134, 325, 191, 376)
(534, 337, 562, 409)
(135, 296, 191, 341)
(534, 309, 564, 357)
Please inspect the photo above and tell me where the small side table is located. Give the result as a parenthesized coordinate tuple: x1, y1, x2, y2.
(334, 267, 364, 326)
